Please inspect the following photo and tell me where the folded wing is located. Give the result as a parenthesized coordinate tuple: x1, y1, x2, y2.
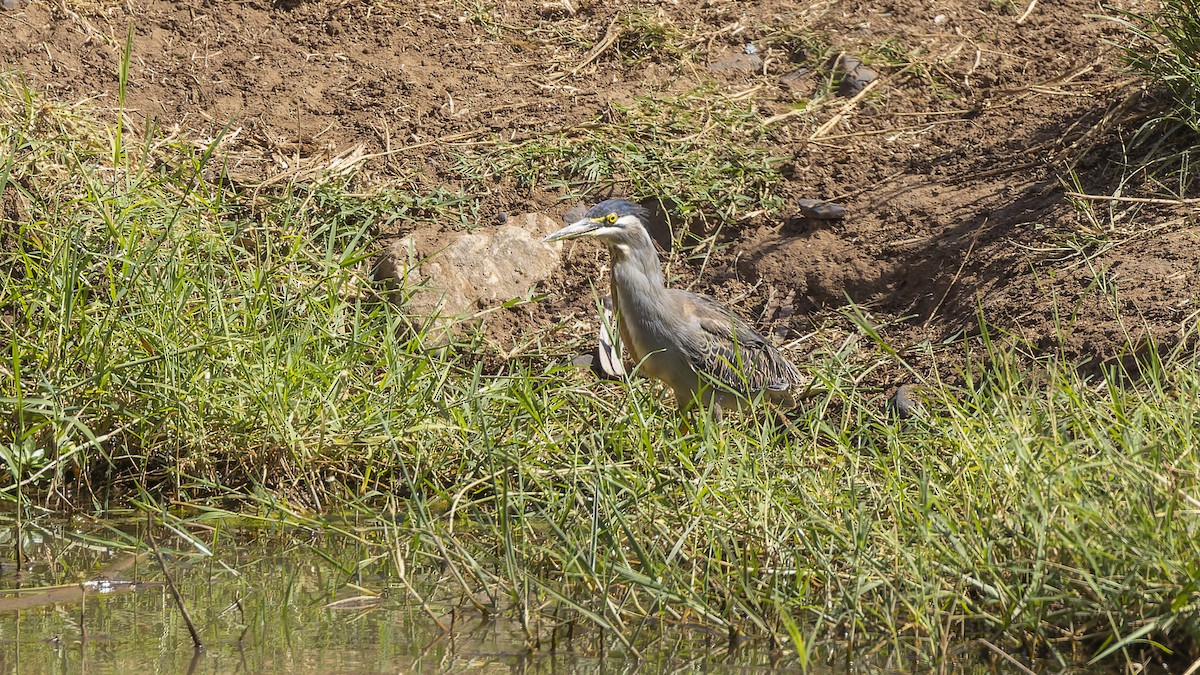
(670, 290, 802, 396)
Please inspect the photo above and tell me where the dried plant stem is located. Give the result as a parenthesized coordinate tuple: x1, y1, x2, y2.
(1065, 191, 1200, 207)
(149, 531, 204, 652)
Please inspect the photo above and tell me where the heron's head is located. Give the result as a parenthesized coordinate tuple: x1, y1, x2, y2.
(543, 199, 652, 246)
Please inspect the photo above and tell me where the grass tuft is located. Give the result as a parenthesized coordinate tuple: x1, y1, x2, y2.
(1112, 0, 1200, 137)
(452, 88, 787, 223)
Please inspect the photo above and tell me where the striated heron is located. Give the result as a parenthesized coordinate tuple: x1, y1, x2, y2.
(545, 199, 804, 420)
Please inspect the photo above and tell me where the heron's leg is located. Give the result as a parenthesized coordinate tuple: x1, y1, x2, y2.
(676, 393, 695, 435)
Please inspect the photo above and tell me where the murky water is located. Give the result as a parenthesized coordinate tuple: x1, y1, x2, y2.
(0, 514, 827, 674)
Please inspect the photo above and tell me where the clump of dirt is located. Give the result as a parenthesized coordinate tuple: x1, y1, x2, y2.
(2, 0, 1195, 368)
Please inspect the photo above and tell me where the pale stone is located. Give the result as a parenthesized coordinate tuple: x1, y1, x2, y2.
(374, 213, 564, 332)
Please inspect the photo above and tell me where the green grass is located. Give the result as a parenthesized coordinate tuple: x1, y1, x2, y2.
(2, 69, 1200, 671)
(452, 87, 787, 225)
(614, 10, 690, 65)
(1113, 0, 1200, 137)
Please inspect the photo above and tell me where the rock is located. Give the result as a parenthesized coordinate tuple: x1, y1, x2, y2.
(838, 67, 877, 96)
(832, 54, 878, 97)
(779, 68, 811, 90)
(797, 198, 847, 220)
(709, 52, 763, 74)
(571, 353, 596, 369)
(373, 213, 564, 334)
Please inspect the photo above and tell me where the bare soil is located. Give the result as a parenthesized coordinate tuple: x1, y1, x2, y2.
(3, 0, 1196, 372)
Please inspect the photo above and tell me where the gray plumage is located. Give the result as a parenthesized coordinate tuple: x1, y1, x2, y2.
(545, 199, 804, 416)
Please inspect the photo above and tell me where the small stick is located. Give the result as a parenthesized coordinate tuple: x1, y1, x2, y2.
(149, 531, 205, 652)
(1054, 85, 1144, 165)
(1016, 0, 1038, 25)
(1065, 191, 1200, 207)
(550, 18, 620, 81)
(809, 62, 918, 140)
(761, 105, 811, 127)
(1152, 472, 1200, 510)
(817, 116, 973, 141)
(809, 78, 881, 140)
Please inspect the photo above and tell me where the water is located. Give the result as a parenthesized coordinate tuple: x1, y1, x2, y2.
(0, 515, 812, 674)
(1, 512, 1125, 674)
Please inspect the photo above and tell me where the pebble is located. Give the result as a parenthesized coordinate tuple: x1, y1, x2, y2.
(833, 55, 878, 97)
(496, 211, 508, 224)
(743, 43, 758, 55)
(796, 198, 847, 220)
(2, 0, 22, 10)
(779, 68, 811, 90)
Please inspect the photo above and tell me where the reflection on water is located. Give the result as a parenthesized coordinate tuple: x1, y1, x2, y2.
(0, 515, 814, 674)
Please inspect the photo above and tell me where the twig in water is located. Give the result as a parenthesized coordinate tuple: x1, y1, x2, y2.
(392, 542, 449, 633)
(977, 639, 1036, 675)
(234, 596, 249, 646)
(149, 530, 205, 652)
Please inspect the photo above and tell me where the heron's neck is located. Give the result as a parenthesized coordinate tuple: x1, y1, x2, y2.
(607, 232, 665, 292)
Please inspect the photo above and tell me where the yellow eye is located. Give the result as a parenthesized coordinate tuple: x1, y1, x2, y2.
(605, 212, 618, 224)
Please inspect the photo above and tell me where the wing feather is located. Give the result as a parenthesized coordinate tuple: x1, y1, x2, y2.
(670, 290, 802, 395)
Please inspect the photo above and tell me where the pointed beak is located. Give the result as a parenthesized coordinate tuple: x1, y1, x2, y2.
(543, 218, 600, 242)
